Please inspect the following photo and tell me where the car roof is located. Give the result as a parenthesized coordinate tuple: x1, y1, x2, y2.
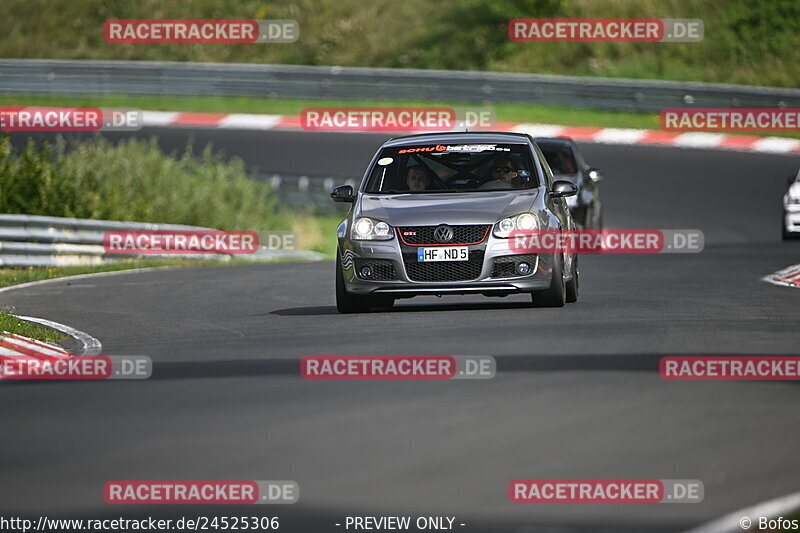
(384, 131, 532, 147)
(533, 136, 575, 145)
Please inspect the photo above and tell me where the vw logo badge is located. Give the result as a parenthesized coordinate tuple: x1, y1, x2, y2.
(434, 224, 454, 243)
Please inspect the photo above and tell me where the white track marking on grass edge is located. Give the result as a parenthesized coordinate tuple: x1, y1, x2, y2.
(15, 315, 101, 356)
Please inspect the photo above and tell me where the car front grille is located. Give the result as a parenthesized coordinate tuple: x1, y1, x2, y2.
(397, 225, 491, 246)
(403, 250, 485, 282)
(355, 259, 397, 281)
(491, 254, 538, 278)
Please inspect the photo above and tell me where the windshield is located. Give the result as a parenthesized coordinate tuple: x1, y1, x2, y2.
(539, 142, 579, 175)
(364, 142, 539, 193)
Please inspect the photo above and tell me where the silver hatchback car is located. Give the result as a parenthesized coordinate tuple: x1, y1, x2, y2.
(331, 132, 580, 313)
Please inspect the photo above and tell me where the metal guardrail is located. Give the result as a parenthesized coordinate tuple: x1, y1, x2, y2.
(0, 214, 322, 267)
(1, 59, 799, 112)
(255, 173, 355, 213)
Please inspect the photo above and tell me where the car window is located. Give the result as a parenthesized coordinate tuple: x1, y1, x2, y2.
(539, 143, 579, 175)
(364, 142, 540, 193)
(532, 143, 554, 188)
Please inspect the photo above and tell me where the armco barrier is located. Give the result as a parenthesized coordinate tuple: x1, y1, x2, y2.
(0, 214, 322, 267)
(255, 173, 356, 213)
(1, 59, 799, 112)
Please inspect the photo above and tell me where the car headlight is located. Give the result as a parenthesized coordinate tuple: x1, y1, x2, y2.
(352, 217, 394, 240)
(493, 212, 540, 238)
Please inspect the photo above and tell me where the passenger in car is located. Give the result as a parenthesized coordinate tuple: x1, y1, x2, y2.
(480, 157, 518, 189)
(406, 165, 432, 191)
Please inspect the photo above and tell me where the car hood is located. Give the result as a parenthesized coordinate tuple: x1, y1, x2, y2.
(357, 190, 540, 226)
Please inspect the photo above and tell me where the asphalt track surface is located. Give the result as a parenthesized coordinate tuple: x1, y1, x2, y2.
(2, 128, 800, 532)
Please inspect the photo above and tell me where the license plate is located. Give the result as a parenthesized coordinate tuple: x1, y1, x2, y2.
(417, 246, 469, 262)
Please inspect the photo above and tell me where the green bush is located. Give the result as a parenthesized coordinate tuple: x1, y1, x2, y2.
(0, 134, 283, 231)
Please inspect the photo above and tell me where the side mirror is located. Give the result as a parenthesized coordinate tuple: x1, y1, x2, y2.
(551, 180, 578, 198)
(587, 167, 603, 182)
(330, 184, 355, 203)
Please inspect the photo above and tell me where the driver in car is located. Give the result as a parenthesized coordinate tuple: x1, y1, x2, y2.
(406, 165, 432, 191)
(480, 157, 518, 188)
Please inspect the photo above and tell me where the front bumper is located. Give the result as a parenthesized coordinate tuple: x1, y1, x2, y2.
(339, 235, 554, 296)
(785, 206, 800, 234)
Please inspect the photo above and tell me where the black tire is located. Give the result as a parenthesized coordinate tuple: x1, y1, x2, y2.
(782, 212, 799, 240)
(532, 253, 566, 308)
(783, 211, 789, 241)
(335, 252, 395, 313)
(565, 254, 579, 303)
(336, 251, 371, 313)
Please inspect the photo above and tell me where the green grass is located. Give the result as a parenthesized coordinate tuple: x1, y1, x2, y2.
(0, 309, 68, 343)
(307, 215, 343, 257)
(2, 0, 799, 88)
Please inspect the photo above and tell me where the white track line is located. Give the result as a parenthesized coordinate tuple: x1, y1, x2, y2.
(511, 123, 570, 137)
(674, 132, 727, 148)
(141, 111, 180, 127)
(592, 128, 648, 144)
(0, 265, 186, 297)
(14, 316, 101, 356)
(683, 490, 800, 533)
(751, 137, 800, 153)
(218, 113, 283, 129)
